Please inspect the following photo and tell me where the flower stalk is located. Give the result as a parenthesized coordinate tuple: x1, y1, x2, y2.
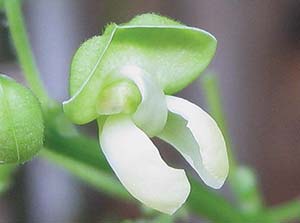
(201, 73, 264, 215)
(4, 0, 49, 105)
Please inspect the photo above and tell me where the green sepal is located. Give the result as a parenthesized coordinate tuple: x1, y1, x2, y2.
(64, 13, 217, 124)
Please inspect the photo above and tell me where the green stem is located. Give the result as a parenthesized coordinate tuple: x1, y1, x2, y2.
(230, 166, 263, 214)
(187, 178, 246, 222)
(201, 74, 237, 173)
(267, 200, 300, 222)
(40, 149, 131, 201)
(0, 164, 16, 194)
(4, 0, 49, 104)
(201, 73, 263, 214)
(42, 110, 131, 200)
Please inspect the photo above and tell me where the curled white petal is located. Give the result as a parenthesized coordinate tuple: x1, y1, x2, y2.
(120, 65, 167, 136)
(99, 114, 190, 214)
(158, 96, 229, 189)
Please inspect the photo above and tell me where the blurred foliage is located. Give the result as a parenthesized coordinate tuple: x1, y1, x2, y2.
(121, 214, 174, 223)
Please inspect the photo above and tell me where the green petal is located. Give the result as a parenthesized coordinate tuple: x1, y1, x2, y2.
(64, 13, 216, 124)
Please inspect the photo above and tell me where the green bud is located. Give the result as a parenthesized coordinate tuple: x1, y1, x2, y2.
(231, 166, 262, 213)
(0, 75, 44, 164)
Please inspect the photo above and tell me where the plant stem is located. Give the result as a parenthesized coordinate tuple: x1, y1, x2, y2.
(40, 149, 131, 201)
(0, 164, 16, 194)
(188, 178, 246, 222)
(201, 73, 263, 213)
(4, 0, 49, 104)
(267, 200, 300, 222)
(201, 74, 237, 173)
(42, 110, 131, 200)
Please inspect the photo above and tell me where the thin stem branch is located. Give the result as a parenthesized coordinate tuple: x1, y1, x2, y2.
(201, 73, 263, 214)
(4, 0, 49, 104)
(201, 74, 237, 174)
(267, 200, 300, 222)
(40, 149, 131, 201)
(0, 164, 16, 194)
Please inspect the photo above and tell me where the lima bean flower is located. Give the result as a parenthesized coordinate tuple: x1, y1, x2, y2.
(63, 13, 229, 214)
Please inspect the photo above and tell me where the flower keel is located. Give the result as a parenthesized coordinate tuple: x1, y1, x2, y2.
(99, 114, 190, 214)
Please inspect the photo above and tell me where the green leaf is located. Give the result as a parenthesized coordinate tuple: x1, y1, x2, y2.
(0, 75, 44, 164)
(64, 13, 217, 124)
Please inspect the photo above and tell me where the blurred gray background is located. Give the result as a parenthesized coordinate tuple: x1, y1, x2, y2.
(1, 0, 300, 222)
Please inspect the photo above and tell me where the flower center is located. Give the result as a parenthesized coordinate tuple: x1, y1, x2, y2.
(96, 80, 141, 115)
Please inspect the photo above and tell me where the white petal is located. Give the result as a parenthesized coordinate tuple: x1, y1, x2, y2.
(158, 96, 229, 189)
(120, 65, 167, 136)
(99, 114, 190, 214)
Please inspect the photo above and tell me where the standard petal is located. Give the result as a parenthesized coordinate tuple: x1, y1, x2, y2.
(99, 114, 190, 214)
(158, 96, 229, 189)
(119, 65, 168, 137)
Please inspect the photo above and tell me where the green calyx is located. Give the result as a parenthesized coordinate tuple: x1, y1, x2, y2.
(63, 13, 217, 125)
(0, 75, 44, 164)
(97, 80, 141, 115)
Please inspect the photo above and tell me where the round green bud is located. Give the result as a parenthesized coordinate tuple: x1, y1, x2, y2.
(0, 75, 44, 164)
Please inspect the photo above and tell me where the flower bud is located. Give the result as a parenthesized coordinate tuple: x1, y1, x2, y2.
(0, 75, 44, 164)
